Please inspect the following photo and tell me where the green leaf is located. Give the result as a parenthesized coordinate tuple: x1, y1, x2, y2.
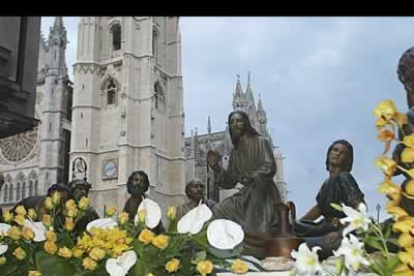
(191, 251, 207, 264)
(35, 250, 77, 276)
(208, 244, 243, 259)
(364, 237, 384, 253)
(330, 202, 343, 212)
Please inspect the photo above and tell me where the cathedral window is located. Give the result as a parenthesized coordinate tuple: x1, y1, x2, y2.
(22, 182, 26, 199)
(3, 185, 7, 202)
(154, 81, 163, 110)
(29, 180, 34, 196)
(16, 182, 21, 201)
(105, 79, 118, 105)
(111, 24, 121, 51)
(152, 29, 159, 62)
(34, 180, 38, 196)
(9, 184, 13, 202)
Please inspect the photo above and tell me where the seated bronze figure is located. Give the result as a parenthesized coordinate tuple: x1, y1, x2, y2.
(296, 139, 365, 259)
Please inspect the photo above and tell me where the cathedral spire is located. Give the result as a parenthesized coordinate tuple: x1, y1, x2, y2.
(245, 71, 255, 103)
(51, 17, 65, 35)
(207, 116, 211, 134)
(233, 74, 244, 111)
(235, 74, 243, 97)
(257, 93, 266, 120)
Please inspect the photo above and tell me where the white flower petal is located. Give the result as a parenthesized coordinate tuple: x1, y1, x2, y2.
(0, 223, 11, 236)
(177, 204, 212, 234)
(106, 250, 137, 276)
(87, 218, 118, 232)
(0, 244, 8, 255)
(137, 198, 162, 229)
(24, 220, 46, 242)
(207, 219, 244, 250)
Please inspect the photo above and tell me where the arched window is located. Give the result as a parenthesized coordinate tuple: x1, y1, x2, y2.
(34, 180, 39, 196)
(9, 184, 13, 202)
(152, 29, 159, 62)
(3, 185, 8, 202)
(22, 182, 26, 199)
(154, 81, 163, 110)
(111, 24, 121, 51)
(16, 182, 21, 201)
(29, 180, 34, 196)
(106, 79, 117, 105)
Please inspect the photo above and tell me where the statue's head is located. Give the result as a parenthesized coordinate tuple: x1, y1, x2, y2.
(228, 111, 258, 147)
(68, 179, 92, 203)
(185, 179, 206, 203)
(325, 139, 354, 173)
(127, 171, 149, 198)
(47, 183, 69, 202)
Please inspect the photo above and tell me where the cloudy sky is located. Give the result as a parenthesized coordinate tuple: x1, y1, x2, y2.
(41, 17, 414, 219)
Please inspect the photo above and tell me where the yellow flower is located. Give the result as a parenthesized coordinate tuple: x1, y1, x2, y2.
(45, 230, 57, 242)
(393, 263, 414, 276)
(138, 228, 155, 245)
(145, 274, 154, 276)
(78, 197, 90, 211)
(231, 259, 249, 274)
(375, 156, 398, 177)
(373, 99, 398, 121)
(138, 210, 146, 224)
(0, 256, 6, 266)
(65, 217, 75, 232)
(2, 210, 13, 223)
(152, 234, 169, 249)
(393, 217, 414, 233)
(165, 258, 180, 273)
(44, 197, 53, 210)
(13, 247, 26, 261)
(118, 212, 129, 225)
(377, 129, 395, 142)
(404, 134, 414, 148)
(51, 191, 61, 205)
(405, 181, 414, 197)
(58, 247, 73, 259)
(7, 226, 21, 240)
(22, 227, 34, 241)
(197, 260, 213, 276)
(28, 271, 42, 276)
(14, 214, 26, 226)
(28, 208, 37, 220)
(398, 233, 414, 249)
(402, 148, 414, 163)
(65, 199, 77, 210)
(44, 241, 58, 255)
(72, 247, 84, 258)
(387, 201, 409, 220)
(106, 206, 117, 217)
(42, 215, 52, 228)
(379, 180, 402, 203)
(15, 205, 27, 216)
(167, 206, 177, 220)
(399, 250, 414, 268)
(376, 117, 390, 130)
(66, 207, 79, 218)
(89, 247, 106, 261)
(83, 257, 98, 271)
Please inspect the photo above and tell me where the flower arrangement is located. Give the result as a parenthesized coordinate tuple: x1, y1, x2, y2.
(0, 194, 252, 276)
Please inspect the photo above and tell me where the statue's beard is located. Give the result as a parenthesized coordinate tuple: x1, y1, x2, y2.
(230, 128, 244, 146)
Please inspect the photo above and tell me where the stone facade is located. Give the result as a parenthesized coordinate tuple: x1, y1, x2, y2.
(0, 17, 73, 209)
(184, 74, 287, 202)
(70, 17, 186, 216)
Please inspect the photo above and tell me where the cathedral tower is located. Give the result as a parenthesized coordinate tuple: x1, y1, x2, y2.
(70, 17, 185, 214)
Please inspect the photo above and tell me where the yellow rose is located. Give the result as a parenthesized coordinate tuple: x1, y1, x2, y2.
(167, 206, 177, 220)
(72, 247, 84, 258)
(2, 210, 13, 223)
(106, 206, 117, 217)
(65, 217, 75, 232)
(138, 228, 155, 245)
(66, 207, 79, 218)
(28, 271, 42, 276)
(28, 208, 37, 220)
(15, 205, 27, 216)
(138, 210, 146, 224)
(393, 263, 413, 276)
(165, 258, 180, 273)
(152, 234, 169, 249)
(42, 214, 52, 228)
(44, 197, 53, 210)
(78, 197, 90, 211)
(387, 201, 409, 220)
(44, 241, 58, 255)
(45, 230, 57, 242)
(393, 217, 414, 233)
(144, 274, 154, 276)
(402, 148, 414, 163)
(398, 232, 414, 249)
(404, 134, 414, 148)
(378, 180, 401, 203)
(405, 180, 414, 197)
(89, 247, 106, 261)
(7, 226, 21, 240)
(373, 99, 398, 121)
(65, 199, 77, 210)
(22, 227, 34, 241)
(375, 156, 397, 177)
(14, 214, 26, 226)
(398, 251, 414, 268)
(13, 247, 26, 261)
(58, 247, 73, 259)
(83, 257, 98, 271)
(0, 256, 6, 266)
(197, 260, 213, 276)
(231, 259, 249, 274)
(118, 212, 129, 225)
(51, 191, 61, 205)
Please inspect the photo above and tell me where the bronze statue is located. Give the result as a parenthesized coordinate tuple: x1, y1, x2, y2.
(176, 179, 215, 220)
(123, 171, 150, 221)
(207, 111, 282, 234)
(68, 179, 99, 235)
(296, 139, 365, 259)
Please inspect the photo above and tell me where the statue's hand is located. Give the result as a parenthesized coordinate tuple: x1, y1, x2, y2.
(207, 150, 220, 171)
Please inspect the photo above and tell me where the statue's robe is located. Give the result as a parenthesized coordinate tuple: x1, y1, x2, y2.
(212, 135, 281, 234)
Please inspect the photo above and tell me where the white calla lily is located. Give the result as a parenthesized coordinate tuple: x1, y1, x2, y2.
(86, 218, 118, 233)
(24, 220, 46, 242)
(105, 250, 137, 276)
(0, 244, 7, 255)
(207, 219, 244, 249)
(340, 203, 371, 237)
(291, 243, 323, 276)
(177, 203, 212, 234)
(0, 223, 11, 237)
(333, 234, 370, 271)
(136, 198, 161, 229)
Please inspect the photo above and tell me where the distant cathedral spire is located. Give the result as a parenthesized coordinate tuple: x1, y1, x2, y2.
(245, 71, 254, 103)
(207, 116, 212, 134)
(233, 74, 244, 111)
